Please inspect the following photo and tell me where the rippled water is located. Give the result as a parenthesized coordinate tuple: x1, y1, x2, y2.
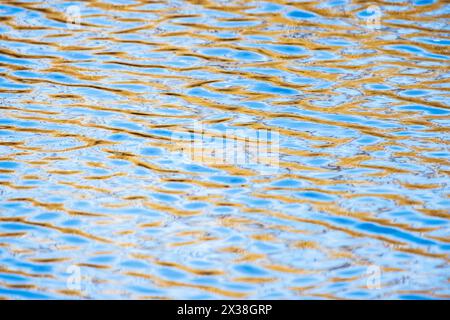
(0, 0, 449, 300)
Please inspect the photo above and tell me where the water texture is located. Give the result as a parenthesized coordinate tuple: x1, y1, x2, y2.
(0, 0, 449, 299)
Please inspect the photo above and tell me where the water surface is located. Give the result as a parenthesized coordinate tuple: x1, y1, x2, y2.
(0, 0, 449, 299)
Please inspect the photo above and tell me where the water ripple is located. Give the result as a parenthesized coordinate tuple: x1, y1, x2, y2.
(0, 0, 449, 299)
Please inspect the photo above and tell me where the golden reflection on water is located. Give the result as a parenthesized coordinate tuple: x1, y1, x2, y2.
(0, 0, 449, 299)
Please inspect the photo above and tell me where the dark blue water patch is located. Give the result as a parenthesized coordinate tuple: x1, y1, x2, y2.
(110, 120, 143, 131)
(72, 201, 92, 209)
(0, 118, 52, 128)
(87, 168, 109, 176)
(0, 118, 22, 126)
(304, 158, 333, 167)
(214, 31, 242, 39)
(328, 282, 347, 289)
(187, 87, 226, 99)
(214, 207, 234, 213)
(310, 50, 340, 61)
(33, 212, 60, 221)
(8, 259, 52, 274)
(0, 223, 38, 231)
(60, 235, 90, 244)
(387, 45, 449, 60)
(109, 159, 129, 166)
(120, 259, 149, 269)
(365, 83, 392, 90)
(412, 37, 450, 46)
(336, 266, 366, 277)
(0, 54, 33, 66)
(188, 259, 218, 269)
(252, 241, 281, 253)
(144, 228, 163, 235)
(233, 264, 269, 276)
(183, 163, 218, 174)
(424, 151, 450, 158)
(317, 38, 355, 47)
(252, 83, 298, 95)
(322, 214, 444, 247)
(0, 161, 20, 169)
(346, 290, 371, 298)
(87, 255, 116, 264)
(14, 70, 79, 84)
(147, 129, 173, 137)
(0, 78, 32, 90)
(436, 199, 450, 208)
(261, 44, 306, 55)
(0, 202, 34, 215)
(151, 193, 178, 203)
(0, 288, 52, 299)
(210, 176, 247, 185)
(287, 10, 316, 19)
(409, 216, 448, 226)
(411, 0, 435, 5)
(22, 180, 41, 186)
(0, 4, 24, 15)
(243, 198, 272, 207)
(157, 267, 187, 280)
(191, 277, 220, 286)
(200, 48, 264, 61)
(401, 89, 430, 96)
(61, 219, 82, 227)
(164, 182, 191, 190)
(272, 179, 302, 188)
(355, 136, 381, 145)
(358, 7, 382, 18)
(232, 50, 265, 61)
(291, 275, 321, 285)
(357, 222, 437, 246)
(140, 147, 163, 156)
(225, 234, 246, 244)
(396, 105, 449, 115)
(295, 191, 335, 202)
(59, 51, 93, 60)
(0, 130, 11, 136)
(392, 130, 435, 138)
(0, 273, 28, 283)
(184, 202, 207, 210)
(398, 294, 434, 300)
